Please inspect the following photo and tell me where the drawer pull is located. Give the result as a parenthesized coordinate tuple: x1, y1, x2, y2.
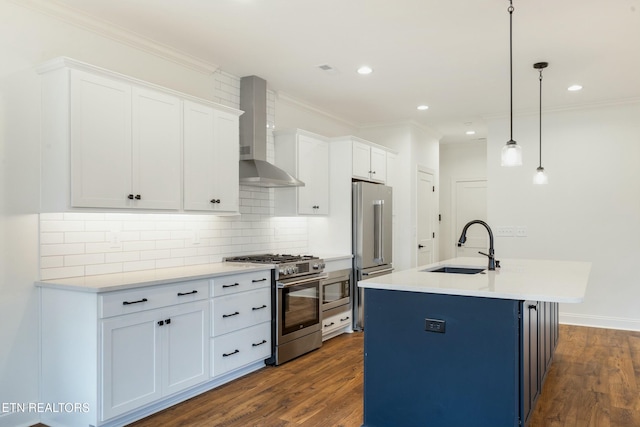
(222, 311, 240, 318)
(177, 290, 198, 296)
(223, 349, 240, 357)
(157, 320, 164, 326)
(340, 316, 351, 322)
(252, 278, 267, 283)
(252, 305, 268, 311)
(252, 339, 268, 347)
(222, 283, 240, 288)
(324, 322, 335, 328)
(123, 298, 148, 306)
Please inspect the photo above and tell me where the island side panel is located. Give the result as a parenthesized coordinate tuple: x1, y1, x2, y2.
(363, 288, 521, 427)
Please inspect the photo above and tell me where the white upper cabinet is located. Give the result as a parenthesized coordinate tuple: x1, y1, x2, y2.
(352, 139, 387, 183)
(183, 101, 239, 213)
(37, 57, 241, 213)
(274, 129, 329, 216)
(69, 70, 181, 209)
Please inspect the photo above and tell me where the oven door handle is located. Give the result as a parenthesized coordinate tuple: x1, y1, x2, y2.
(277, 274, 328, 288)
(362, 268, 394, 277)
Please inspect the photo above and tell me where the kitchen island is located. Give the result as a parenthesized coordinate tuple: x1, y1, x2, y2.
(358, 257, 590, 427)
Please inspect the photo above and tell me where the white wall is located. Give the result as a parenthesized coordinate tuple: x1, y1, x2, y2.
(439, 141, 487, 260)
(487, 101, 640, 331)
(358, 123, 440, 271)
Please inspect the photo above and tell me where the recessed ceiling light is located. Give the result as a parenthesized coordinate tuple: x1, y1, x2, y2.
(466, 130, 476, 135)
(417, 105, 429, 111)
(568, 84, 583, 91)
(357, 66, 373, 75)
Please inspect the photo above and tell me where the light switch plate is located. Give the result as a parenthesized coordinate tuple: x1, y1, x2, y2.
(496, 226, 515, 237)
(516, 226, 528, 237)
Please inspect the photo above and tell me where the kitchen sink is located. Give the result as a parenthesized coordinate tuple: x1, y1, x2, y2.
(422, 266, 485, 275)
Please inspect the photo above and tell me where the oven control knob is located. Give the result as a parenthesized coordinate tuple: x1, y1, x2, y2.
(313, 263, 319, 270)
(292, 266, 299, 274)
(279, 268, 286, 275)
(286, 267, 294, 275)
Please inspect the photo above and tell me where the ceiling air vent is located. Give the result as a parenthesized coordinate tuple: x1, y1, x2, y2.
(317, 64, 338, 74)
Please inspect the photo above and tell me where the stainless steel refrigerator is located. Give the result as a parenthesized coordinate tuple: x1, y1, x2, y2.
(352, 181, 393, 330)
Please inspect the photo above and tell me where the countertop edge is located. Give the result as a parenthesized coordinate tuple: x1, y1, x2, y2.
(35, 263, 274, 293)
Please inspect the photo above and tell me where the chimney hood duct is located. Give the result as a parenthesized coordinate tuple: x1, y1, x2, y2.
(238, 75, 304, 188)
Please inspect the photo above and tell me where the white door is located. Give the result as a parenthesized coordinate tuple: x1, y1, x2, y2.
(454, 180, 488, 258)
(417, 169, 436, 266)
(101, 310, 162, 421)
(162, 300, 209, 395)
(70, 70, 132, 208)
(131, 87, 181, 210)
(211, 109, 240, 213)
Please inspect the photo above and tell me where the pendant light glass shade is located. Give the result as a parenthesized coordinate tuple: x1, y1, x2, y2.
(533, 166, 548, 185)
(501, 141, 522, 166)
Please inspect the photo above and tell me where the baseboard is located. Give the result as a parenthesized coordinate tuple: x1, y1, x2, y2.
(560, 312, 640, 332)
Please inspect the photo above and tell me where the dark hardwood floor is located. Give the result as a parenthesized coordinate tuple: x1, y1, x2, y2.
(34, 324, 640, 427)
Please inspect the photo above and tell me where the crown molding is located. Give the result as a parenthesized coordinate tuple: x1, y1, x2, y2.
(274, 91, 358, 129)
(12, 0, 219, 74)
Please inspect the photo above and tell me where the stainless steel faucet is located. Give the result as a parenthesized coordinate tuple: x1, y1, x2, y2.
(457, 220, 500, 270)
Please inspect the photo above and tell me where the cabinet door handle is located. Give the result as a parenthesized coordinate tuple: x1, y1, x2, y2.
(123, 298, 148, 305)
(135, 194, 141, 200)
(210, 199, 221, 204)
(528, 304, 538, 310)
(252, 278, 267, 283)
(222, 311, 240, 318)
(177, 290, 198, 296)
(252, 339, 267, 347)
(165, 318, 171, 324)
(157, 320, 164, 326)
(222, 349, 240, 357)
(252, 304, 267, 311)
(127, 194, 134, 200)
(324, 322, 335, 327)
(222, 283, 240, 288)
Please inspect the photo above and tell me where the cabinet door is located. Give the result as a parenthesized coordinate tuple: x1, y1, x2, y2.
(70, 70, 132, 208)
(370, 146, 387, 183)
(352, 140, 371, 180)
(297, 135, 329, 215)
(522, 301, 540, 423)
(183, 101, 239, 212)
(162, 300, 209, 395)
(101, 310, 162, 421)
(131, 87, 181, 210)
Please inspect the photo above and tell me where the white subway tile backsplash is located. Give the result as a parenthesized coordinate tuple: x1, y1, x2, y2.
(86, 263, 123, 276)
(40, 266, 85, 280)
(41, 221, 84, 233)
(41, 243, 85, 257)
(122, 260, 156, 272)
(64, 231, 105, 243)
(64, 253, 105, 267)
(105, 251, 140, 263)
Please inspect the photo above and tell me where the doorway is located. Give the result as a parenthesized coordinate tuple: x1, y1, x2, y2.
(453, 179, 487, 258)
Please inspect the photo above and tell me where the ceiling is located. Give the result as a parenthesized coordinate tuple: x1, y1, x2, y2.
(28, 0, 640, 143)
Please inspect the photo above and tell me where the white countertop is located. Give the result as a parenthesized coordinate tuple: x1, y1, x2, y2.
(35, 263, 274, 293)
(358, 257, 591, 303)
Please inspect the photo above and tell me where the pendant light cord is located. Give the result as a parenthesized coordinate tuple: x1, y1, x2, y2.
(508, 0, 514, 142)
(538, 68, 543, 168)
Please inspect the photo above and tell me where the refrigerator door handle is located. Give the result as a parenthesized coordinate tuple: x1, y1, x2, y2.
(373, 200, 384, 264)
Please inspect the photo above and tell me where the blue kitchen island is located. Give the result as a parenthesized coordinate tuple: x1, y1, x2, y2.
(358, 257, 590, 427)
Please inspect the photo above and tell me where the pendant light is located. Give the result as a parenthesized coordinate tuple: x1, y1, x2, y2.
(501, 0, 522, 167)
(533, 62, 549, 185)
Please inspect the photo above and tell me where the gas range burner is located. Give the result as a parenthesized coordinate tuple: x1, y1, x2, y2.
(224, 253, 319, 264)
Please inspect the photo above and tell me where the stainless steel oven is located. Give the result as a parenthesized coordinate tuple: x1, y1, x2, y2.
(321, 269, 351, 311)
(225, 254, 326, 365)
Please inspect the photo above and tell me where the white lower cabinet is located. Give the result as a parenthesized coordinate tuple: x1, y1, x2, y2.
(101, 300, 209, 420)
(209, 271, 273, 378)
(211, 322, 272, 377)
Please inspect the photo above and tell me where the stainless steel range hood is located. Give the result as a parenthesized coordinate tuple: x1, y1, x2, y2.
(239, 76, 304, 188)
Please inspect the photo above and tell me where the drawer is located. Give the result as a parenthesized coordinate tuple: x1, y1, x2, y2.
(211, 322, 271, 377)
(211, 288, 271, 336)
(99, 280, 209, 318)
(210, 270, 271, 297)
(322, 308, 352, 335)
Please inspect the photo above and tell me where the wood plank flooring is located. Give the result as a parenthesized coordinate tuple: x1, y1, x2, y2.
(35, 325, 640, 427)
